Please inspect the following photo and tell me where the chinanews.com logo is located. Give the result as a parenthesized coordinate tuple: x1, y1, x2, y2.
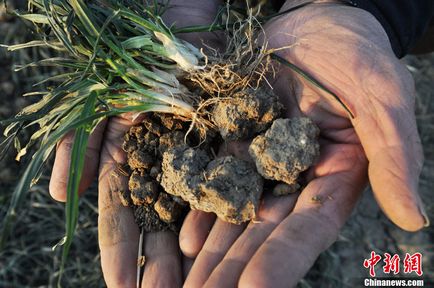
(362, 251, 425, 287)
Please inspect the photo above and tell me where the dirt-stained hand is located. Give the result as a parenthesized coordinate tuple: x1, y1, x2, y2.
(180, 2, 428, 288)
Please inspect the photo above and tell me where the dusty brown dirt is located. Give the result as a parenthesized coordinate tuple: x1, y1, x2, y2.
(211, 86, 282, 141)
(126, 96, 317, 226)
(249, 117, 320, 186)
(121, 114, 193, 232)
(199, 156, 263, 223)
(120, 82, 317, 228)
(162, 150, 264, 224)
(160, 146, 210, 199)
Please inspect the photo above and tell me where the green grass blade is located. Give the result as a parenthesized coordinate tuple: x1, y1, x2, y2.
(0, 126, 22, 161)
(171, 4, 231, 34)
(121, 35, 153, 50)
(270, 53, 355, 118)
(69, 0, 167, 84)
(80, 9, 120, 80)
(118, 9, 163, 34)
(42, 0, 78, 56)
(58, 90, 98, 286)
(13, 58, 89, 72)
(69, 0, 99, 37)
(1, 41, 65, 51)
(17, 13, 51, 24)
(33, 71, 83, 86)
(172, 23, 226, 34)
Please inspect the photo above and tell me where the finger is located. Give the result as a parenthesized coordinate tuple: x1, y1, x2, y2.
(204, 193, 298, 288)
(98, 116, 140, 287)
(179, 210, 216, 258)
(239, 144, 367, 288)
(184, 219, 246, 288)
(49, 120, 107, 202)
(350, 68, 427, 231)
(141, 232, 182, 288)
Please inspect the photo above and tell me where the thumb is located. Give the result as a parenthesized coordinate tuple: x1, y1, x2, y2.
(351, 76, 428, 231)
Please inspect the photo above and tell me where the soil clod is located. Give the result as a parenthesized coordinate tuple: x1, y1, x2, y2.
(249, 118, 320, 185)
(161, 150, 263, 224)
(117, 189, 133, 207)
(128, 150, 155, 170)
(158, 131, 187, 154)
(212, 87, 282, 141)
(133, 205, 178, 232)
(198, 156, 263, 224)
(121, 114, 192, 233)
(161, 146, 210, 199)
(129, 171, 159, 205)
(123, 115, 320, 230)
(154, 193, 184, 223)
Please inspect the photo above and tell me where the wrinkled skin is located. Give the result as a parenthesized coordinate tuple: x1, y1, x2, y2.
(49, 0, 428, 287)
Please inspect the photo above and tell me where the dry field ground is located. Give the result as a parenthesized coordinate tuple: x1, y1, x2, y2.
(0, 2, 432, 287)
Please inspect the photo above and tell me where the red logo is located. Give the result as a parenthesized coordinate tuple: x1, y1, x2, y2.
(363, 251, 382, 277)
(403, 253, 423, 276)
(363, 252, 423, 277)
(383, 253, 400, 274)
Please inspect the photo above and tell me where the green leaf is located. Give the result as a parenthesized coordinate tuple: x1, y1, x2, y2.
(69, 0, 99, 37)
(80, 9, 120, 81)
(58, 90, 98, 286)
(121, 35, 152, 50)
(1, 40, 63, 51)
(42, 0, 78, 56)
(118, 8, 162, 34)
(172, 23, 226, 34)
(0, 125, 22, 161)
(18, 13, 51, 24)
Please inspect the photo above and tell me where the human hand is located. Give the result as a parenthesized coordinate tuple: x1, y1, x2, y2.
(180, 1, 428, 287)
(48, 0, 222, 286)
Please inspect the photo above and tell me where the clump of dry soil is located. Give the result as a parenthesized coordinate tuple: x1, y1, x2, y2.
(120, 113, 193, 232)
(212, 87, 282, 141)
(249, 118, 320, 189)
(162, 150, 263, 224)
(120, 90, 319, 232)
